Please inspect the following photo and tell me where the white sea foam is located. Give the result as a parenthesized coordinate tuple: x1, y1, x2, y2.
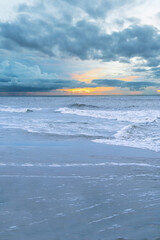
(56, 108, 160, 151)
(76, 203, 101, 212)
(114, 125, 135, 139)
(56, 107, 160, 123)
(0, 107, 42, 113)
(92, 138, 160, 152)
(0, 162, 159, 168)
(1, 98, 159, 153)
(92, 121, 160, 152)
(89, 208, 135, 224)
(2, 119, 113, 138)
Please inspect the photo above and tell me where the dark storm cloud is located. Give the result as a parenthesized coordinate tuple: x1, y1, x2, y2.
(0, 16, 56, 56)
(0, 78, 11, 82)
(1, 15, 160, 63)
(92, 79, 159, 90)
(0, 0, 159, 95)
(0, 61, 90, 92)
(0, 60, 159, 92)
(0, 60, 159, 93)
(0, 0, 160, 66)
(1, 77, 158, 92)
(0, 79, 89, 92)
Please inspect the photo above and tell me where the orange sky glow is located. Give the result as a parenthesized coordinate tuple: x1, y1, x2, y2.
(71, 68, 105, 83)
(58, 87, 116, 95)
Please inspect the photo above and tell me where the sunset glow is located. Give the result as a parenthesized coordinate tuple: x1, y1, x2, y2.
(58, 87, 116, 95)
(71, 69, 105, 83)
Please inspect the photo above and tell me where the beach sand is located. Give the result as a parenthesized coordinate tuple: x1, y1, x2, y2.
(0, 131, 160, 240)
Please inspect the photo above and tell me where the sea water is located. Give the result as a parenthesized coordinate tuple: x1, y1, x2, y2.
(0, 96, 160, 240)
(0, 95, 160, 151)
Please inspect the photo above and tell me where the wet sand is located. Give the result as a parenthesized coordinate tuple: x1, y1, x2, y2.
(0, 132, 160, 240)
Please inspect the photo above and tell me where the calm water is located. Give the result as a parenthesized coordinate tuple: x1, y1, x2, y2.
(0, 96, 160, 240)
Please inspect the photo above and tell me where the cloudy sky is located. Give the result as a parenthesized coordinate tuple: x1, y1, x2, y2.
(0, 0, 160, 95)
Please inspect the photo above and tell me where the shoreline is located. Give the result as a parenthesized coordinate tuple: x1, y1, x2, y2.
(1, 131, 160, 159)
(0, 132, 160, 240)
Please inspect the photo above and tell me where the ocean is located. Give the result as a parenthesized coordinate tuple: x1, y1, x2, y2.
(0, 95, 160, 151)
(0, 96, 160, 240)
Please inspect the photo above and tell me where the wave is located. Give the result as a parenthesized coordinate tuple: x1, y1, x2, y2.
(70, 103, 99, 109)
(92, 122, 160, 152)
(0, 162, 159, 168)
(56, 107, 160, 124)
(0, 107, 42, 113)
(1, 120, 103, 138)
(92, 137, 160, 152)
(114, 124, 137, 139)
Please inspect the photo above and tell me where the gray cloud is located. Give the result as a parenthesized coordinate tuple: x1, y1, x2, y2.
(0, 81, 86, 92)
(0, 0, 159, 67)
(150, 66, 160, 78)
(92, 79, 159, 91)
(133, 68, 148, 72)
(1, 78, 158, 93)
(0, 79, 88, 92)
(0, 0, 160, 95)
(1, 12, 160, 67)
(58, 0, 135, 19)
(0, 61, 159, 93)
(0, 61, 89, 92)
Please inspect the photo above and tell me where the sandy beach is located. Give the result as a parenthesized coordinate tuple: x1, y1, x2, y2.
(0, 129, 160, 240)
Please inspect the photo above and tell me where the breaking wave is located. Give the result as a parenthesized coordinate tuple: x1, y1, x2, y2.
(92, 121, 160, 152)
(92, 138, 160, 152)
(114, 125, 137, 139)
(1, 96, 160, 153)
(93, 123, 160, 152)
(56, 107, 160, 124)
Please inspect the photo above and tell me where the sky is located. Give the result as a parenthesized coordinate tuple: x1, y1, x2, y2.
(0, 0, 160, 95)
